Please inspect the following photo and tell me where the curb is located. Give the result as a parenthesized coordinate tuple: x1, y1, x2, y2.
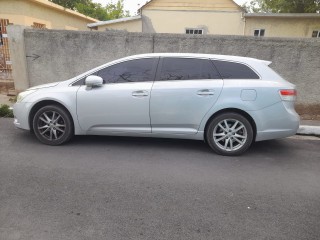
(297, 125, 320, 136)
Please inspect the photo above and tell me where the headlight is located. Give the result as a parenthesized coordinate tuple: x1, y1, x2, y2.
(16, 90, 37, 102)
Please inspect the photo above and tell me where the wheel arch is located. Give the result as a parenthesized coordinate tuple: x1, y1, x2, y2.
(28, 100, 75, 133)
(203, 108, 257, 142)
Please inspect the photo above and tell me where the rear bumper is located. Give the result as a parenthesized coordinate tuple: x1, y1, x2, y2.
(250, 101, 300, 142)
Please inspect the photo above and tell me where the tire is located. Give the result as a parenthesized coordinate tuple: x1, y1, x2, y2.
(32, 105, 74, 145)
(206, 112, 254, 156)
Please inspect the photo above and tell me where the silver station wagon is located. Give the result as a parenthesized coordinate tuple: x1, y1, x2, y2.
(13, 53, 299, 156)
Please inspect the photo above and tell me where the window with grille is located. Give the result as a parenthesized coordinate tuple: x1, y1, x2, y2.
(254, 29, 265, 37)
(186, 28, 204, 35)
(32, 22, 46, 29)
(312, 30, 320, 38)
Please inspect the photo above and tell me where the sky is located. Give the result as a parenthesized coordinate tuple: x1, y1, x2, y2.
(92, 0, 248, 15)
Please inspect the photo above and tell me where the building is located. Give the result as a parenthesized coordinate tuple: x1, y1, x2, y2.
(0, 0, 98, 30)
(89, 0, 245, 35)
(0, 0, 98, 90)
(88, 0, 320, 39)
(244, 13, 320, 38)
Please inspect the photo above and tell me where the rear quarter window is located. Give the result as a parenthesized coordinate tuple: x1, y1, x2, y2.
(212, 60, 260, 79)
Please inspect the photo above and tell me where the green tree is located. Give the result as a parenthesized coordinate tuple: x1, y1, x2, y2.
(49, 0, 90, 10)
(49, 0, 130, 21)
(75, 2, 109, 20)
(105, 0, 130, 19)
(243, 0, 320, 13)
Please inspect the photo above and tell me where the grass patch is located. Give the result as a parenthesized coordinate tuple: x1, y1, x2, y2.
(0, 104, 14, 118)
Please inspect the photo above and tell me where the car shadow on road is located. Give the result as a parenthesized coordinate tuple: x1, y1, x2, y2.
(68, 134, 290, 156)
(13, 130, 295, 158)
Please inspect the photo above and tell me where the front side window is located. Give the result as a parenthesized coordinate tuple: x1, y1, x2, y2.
(254, 29, 265, 37)
(212, 60, 260, 79)
(98, 58, 157, 84)
(159, 58, 220, 81)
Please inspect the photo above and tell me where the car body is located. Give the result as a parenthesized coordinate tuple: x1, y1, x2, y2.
(13, 53, 300, 155)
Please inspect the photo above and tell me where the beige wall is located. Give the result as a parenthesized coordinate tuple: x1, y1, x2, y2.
(245, 17, 320, 38)
(0, 0, 96, 30)
(142, 10, 245, 35)
(143, 0, 241, 11)
(97, 19, 142, 32)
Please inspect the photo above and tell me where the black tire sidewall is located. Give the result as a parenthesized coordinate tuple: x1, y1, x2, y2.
(32, 105, 73, 145)
(206, 113, 253, 156)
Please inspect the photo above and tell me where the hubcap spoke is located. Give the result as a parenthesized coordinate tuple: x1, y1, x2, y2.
(53, 115, 61, 124)
(235, 125, 244, 132)
(213, 132, 226, 137)
(39, 116, 49, 124)
(52, 129, 58, 139)
(230, 139, 234, 150)
(234, 133, 246, 139)
(231, 121, 239, 130)
(40, 127, 50, 135)
(233, 137, 243, 144)
(224, 120, 230, 131)
(43, 112, 52, 123)
(215, 135, 227, 142)
(55, 126, 65, 133)
(224, 138, 230, 150)
(38, 125, 49, 130)
(218, 123, 228, 133)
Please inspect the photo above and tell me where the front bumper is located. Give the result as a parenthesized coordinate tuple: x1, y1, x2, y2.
(13, 102, 32, 130)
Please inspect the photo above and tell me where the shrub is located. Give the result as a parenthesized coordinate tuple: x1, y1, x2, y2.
(0, 104, 14, 118)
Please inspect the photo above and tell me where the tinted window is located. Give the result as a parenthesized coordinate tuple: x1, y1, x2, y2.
(72, 77, 85, 86)
(212, 60, 259, 79)
(98, 58, 156, 84)
(159, 58, 220, 81)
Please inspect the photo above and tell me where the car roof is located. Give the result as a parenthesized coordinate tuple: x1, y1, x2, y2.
(122, 53, 271, 66)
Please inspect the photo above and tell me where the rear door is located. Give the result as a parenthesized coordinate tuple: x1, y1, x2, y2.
(150, 57, 223, 135)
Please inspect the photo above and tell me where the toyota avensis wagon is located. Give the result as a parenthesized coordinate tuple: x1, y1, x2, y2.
(13, 53, 299, 156)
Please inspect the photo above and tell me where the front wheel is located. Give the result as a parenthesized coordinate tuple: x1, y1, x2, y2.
(206, 113, 254, 156)
(33, 105, 74, 145)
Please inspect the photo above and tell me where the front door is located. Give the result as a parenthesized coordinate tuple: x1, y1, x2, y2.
(76, 58, 158, 134)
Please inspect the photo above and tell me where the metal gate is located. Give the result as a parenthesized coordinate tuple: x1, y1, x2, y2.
(0, 19, 13, 81)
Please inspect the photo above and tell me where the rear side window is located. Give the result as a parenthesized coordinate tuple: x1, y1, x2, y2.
(159, 58, 221, 81)
(212, 60, 259, 79)
(98, 58, 157, 84)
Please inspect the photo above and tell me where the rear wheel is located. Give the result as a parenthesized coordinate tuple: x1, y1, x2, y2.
(206, 112, 254, 156)
(32, 105, 73, 145)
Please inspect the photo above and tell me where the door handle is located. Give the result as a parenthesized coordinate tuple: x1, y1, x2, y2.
(132, 90, 149, 97)
(197, 89, 215, 96)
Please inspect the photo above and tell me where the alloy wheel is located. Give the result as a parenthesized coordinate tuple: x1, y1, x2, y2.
(37, 111, 66, 141)
(212, 119, 248, 152)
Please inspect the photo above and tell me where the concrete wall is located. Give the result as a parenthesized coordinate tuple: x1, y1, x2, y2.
(0, 0, 97, 30)
(245, 17, 320, 38)
(8, 27, 320, 110)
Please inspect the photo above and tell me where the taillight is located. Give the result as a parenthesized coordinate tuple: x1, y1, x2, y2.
(279, 89, 297, 101)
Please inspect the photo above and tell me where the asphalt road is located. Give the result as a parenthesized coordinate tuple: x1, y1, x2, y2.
(0, 118, 320, 240)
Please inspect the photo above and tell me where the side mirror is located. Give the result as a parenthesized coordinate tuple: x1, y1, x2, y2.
(85, 75, 103, 88)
